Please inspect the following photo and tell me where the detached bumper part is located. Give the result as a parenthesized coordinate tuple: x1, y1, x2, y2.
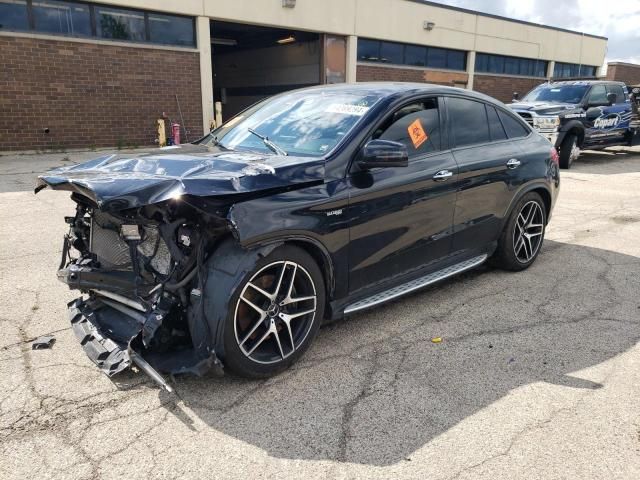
(68, 298, 173, 392)
(69, 299, 132, 376)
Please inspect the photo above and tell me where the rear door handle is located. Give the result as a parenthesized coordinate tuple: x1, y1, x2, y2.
(433, 170, 453, 181)
(506, 158, 521, 169)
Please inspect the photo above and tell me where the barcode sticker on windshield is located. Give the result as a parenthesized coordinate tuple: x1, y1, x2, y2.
(326, 104, 370, 116)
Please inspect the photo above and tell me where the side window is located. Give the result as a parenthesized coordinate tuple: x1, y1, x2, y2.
(588, 85, 608, 104)
(497, 110, 530, 139)
(376, 98, 441, 158)
(606, 84, 625, 104)
(447, 97, 490, 147)
(487, 106, 507, 141)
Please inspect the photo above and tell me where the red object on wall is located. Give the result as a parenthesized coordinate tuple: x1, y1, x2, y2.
(172, 123, 181, 145)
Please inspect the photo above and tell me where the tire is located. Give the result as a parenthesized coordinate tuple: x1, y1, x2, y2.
(558, 133, 579, 169)
(492, 192, 547, 271)
(222, 244, 325, 378)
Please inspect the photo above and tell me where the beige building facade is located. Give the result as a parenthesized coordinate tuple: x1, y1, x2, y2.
(0, 0, 608, 150)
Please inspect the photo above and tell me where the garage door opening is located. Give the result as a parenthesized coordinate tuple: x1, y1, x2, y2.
(211, 21, 324, 121)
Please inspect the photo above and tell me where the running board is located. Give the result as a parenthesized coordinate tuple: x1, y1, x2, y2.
(344, 254, 488, 315)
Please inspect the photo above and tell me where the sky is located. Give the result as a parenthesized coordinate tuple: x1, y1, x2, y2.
(434, 0, 640, 68)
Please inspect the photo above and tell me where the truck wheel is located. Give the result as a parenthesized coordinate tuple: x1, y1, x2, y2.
(559, 133, 579, 169)
(222, 245, 325, 378)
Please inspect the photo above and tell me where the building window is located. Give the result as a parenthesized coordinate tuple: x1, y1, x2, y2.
(0, 0, 195, 47)
(357, 38, 380, 62)
(475, 53, 548, 78)
(148, 12, 195, 47)
(380, 41, 404, 64)
(32, 1, 91, 36)
(0, 0, 29, 30)
(357, 38, 467, 71)
(404, 45, 426, 67)
(96, 6, 145, 42)
(553, 62, 597, 78)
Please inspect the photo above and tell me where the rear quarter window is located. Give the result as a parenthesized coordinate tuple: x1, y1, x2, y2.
(497, 110, 530, 139)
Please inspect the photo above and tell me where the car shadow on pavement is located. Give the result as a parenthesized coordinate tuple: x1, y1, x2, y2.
(159, 239, 639, 466)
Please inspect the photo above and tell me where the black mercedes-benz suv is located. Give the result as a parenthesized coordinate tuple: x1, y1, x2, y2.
(37, 83, 559, 389)
(510, 80, 639, 169)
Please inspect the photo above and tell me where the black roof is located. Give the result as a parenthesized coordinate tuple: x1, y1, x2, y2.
(286, 82, 506, 105)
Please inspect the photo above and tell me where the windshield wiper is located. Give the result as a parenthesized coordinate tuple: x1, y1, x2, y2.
(210, 136, 233, 151)
(247, 128, 288, 156)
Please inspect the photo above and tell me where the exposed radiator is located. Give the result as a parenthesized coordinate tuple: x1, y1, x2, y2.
(90, 212, 172, 275)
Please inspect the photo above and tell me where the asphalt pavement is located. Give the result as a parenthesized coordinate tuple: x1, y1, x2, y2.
(1, 147, 639, 479)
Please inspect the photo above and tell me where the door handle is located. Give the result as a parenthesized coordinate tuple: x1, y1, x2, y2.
(433, 170, 453, 181)
(506, 158, 521, 169)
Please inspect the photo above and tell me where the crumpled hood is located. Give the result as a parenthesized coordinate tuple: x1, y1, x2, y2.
(509, 102, 580, 116)
(36, 145, 325, 211)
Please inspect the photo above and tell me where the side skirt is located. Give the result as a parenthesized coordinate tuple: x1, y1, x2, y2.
(343, 254, 488, 315)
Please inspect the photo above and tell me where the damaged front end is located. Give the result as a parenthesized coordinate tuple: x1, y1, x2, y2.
(58, 194, 227, 391)
(36, 150, 325, 390)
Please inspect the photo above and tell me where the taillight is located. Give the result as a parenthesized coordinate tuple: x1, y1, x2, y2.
(550, 147, 559, 166)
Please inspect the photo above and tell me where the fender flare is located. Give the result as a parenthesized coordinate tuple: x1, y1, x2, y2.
(559, 120, 586, 146)
(499, 181, 553, 232)
(240, 233, 336, 300)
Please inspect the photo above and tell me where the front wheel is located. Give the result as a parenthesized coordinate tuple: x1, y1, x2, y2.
(222, 245, 325, 378)
(558, 133, 580, 169)
(492, 192, 547, 271)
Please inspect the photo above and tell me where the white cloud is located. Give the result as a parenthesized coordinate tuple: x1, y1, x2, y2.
(434, 0, 640, 66)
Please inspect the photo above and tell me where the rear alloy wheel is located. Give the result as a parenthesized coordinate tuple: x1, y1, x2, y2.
(512, 200, 545, 264)
(223, 246, 324, 377)
(559, 133, 580, 169)
(493, 192, 547, 271)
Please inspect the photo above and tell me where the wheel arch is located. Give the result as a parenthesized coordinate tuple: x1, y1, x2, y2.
(561, 121, 586, 147)
(502, 182, 553, 231)
(240, 235, 336, 318)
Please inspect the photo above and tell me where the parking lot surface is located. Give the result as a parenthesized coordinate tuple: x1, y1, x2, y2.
(1, 148, 639, 479)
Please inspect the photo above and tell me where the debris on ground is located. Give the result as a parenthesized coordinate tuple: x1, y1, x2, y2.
(431, 337, 442, 344)
(32, 335, 56, 350)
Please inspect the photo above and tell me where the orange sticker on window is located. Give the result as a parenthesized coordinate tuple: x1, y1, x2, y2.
(407, 118, 428, 148)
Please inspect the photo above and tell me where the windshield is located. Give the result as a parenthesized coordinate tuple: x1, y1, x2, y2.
(522, 84, 589, 104)
(198, 90, 382, 157)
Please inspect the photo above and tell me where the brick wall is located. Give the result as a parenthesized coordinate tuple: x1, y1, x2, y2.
(0, 36, 202, 151)
(473, 74, 542, 103)
(606, 62, 640, 86)
(357, 63, 468, 87)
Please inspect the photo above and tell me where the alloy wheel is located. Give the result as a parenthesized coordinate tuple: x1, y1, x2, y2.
(512, 200, 544, 263)
(234, 261, 317, 364)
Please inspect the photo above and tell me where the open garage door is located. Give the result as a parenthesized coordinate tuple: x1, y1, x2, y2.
(211, 21, 325, 121)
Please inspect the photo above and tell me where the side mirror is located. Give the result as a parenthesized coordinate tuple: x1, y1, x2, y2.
(357, 139, 408, 169)
(586, 107, 601, 120)
(606, 92, 617, 105)
(512, 92, 519, 101)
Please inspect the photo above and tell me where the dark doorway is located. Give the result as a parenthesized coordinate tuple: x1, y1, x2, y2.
(210, 21, 322, 120)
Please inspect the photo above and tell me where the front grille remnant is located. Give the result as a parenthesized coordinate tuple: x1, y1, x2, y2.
(90, 212, 172, 275)
(517, 112, 534, 126)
